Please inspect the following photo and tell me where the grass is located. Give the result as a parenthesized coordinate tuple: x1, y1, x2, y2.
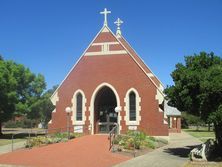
(0, 139, 25, 146)
(0, 128, 45, 147)
(184, 162, 222, 167)
(183, 128, 215, 142)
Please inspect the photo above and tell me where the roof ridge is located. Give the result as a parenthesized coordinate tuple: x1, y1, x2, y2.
(108, 32, 165, 96)
(50, 26, 109, 99)
(51, 25, 165, 99)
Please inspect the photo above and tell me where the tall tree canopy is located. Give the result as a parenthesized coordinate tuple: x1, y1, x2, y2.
(165, 52, 222, 151)
(29, 85, 57, 127)
(0, 56, 46, 134)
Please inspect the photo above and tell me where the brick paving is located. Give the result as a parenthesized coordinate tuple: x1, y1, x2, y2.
(0, 135, 130, 167)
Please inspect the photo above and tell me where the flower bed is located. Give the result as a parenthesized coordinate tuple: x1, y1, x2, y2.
(113, 131, 168, 156)
(26, 132, 82, 148)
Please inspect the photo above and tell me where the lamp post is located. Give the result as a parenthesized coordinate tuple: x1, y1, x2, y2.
(65, 107, 72, 140)
(115, 106, 121, 134)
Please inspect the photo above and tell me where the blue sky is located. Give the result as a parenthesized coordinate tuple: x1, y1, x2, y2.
(1, 0, 222, 89)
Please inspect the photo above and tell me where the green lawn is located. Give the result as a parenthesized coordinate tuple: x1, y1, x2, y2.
(0, 139, 25, 146)
(183, 128, 215, 142)
(0, 128, 42, 147)
(184, 161, 222, 167)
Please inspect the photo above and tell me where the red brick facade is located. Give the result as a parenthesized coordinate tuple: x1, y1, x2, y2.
(48, 26, 169, 136)
(168, 116, 181, 133)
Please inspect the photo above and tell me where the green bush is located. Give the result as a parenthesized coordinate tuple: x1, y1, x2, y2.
(26, 136, 47, 147)
(144, 137, 156, 149)
(26, 132, 79, 148)
(4, 120, 19, 128)
(4, 118, 35, 128)
(114, 130, 158, 150)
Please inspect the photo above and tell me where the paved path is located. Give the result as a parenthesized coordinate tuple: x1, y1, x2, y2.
(0, 141, 26, 155)
(0, 135, 130, 167)
(114, 131, 201, 167)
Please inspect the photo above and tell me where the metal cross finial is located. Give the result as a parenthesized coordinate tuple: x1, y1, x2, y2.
(100, 8, 111, 26)
(114, 18, 123, 27)
(114, 18, 123, 36)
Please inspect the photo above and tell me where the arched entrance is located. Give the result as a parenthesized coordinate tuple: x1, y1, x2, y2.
(94, 86, 118, 134)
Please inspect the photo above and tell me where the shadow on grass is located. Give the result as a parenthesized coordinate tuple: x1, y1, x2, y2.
(163, 145, 199, 158)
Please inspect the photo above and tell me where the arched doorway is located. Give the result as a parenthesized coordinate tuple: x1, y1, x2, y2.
(94, 86, 117, 133)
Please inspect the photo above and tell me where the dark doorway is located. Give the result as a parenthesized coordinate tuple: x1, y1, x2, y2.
(94, 86, 117, 133)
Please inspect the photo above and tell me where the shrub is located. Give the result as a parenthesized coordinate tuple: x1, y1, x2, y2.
(114, 130, 158, 150)
(26, 136, 47, 147)
(144, 137, 156, 149)
(4, 120, 19, 128)
(26, 132, 80, 148)
(4, 118, 35, 128)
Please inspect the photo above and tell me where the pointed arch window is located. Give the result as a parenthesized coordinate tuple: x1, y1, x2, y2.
(76, 93, 83, 121)
(129, 92, 136, 121)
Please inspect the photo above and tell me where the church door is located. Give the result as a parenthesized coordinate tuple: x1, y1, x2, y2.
(94, 86, 117, 133)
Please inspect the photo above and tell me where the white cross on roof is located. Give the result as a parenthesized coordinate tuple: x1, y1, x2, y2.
(100, 8, 111, 26)
(114, 18, 123, 36)
(114, 18, 123, 27)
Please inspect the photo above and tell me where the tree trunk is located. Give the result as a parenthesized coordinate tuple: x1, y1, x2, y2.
(214, 123, 222, 155)
(0, 121, 2, 136)
(208, 123, 210, 131)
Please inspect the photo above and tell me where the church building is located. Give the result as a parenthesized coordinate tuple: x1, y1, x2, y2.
(48, 8, 181, 137)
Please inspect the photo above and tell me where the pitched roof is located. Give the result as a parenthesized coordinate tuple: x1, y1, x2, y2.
(51, 25, 165, 99)
(118, 36, 164, 89)
(164, 100, 181, 116)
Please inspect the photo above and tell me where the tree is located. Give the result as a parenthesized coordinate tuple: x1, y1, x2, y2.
(181, 112, 204, 130)
(0, 55, 3, 61)
(0, 56, 46, 135)
(29, 85, 57, 127)
(165, 52, 222, 151)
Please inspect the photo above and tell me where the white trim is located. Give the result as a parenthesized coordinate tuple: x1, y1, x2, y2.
(119, 35, 165, 89)
(89, 82, 121, 134)
(85, 50, 127, 56)
(50, 25, 109, 100)
(124, 88, 141, 126)
(51, 92, 59, 105)
(92, 42, 119, 46)
(101, 26, 109, 32)
(155, 89, 164, 104)
(48, 109, 56, 125)
(71, 89, 87, 125)
(118, 37, 165, 96)
(147, 73, 154, 77)
(50, 24, 165, 101)
(102, 27, 165, 97)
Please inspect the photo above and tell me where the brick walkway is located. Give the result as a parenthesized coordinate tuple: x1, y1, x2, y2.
(0, 135, 130, 167)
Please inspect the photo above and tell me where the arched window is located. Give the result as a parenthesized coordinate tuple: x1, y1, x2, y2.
(76, 93, 83, 121)
(129, 92, 136, 121)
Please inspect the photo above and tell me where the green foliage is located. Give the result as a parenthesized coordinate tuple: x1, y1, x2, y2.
(0, 57, 46, 133)
(165, 51, 222, 150)
(4, 118, 35, 128)
(31, 85, 57, 127)
(114, 131, 157, 150)
(165, 52, 222, 119)
(26, 132, 78, 148)
(181, 112, 204, 129)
